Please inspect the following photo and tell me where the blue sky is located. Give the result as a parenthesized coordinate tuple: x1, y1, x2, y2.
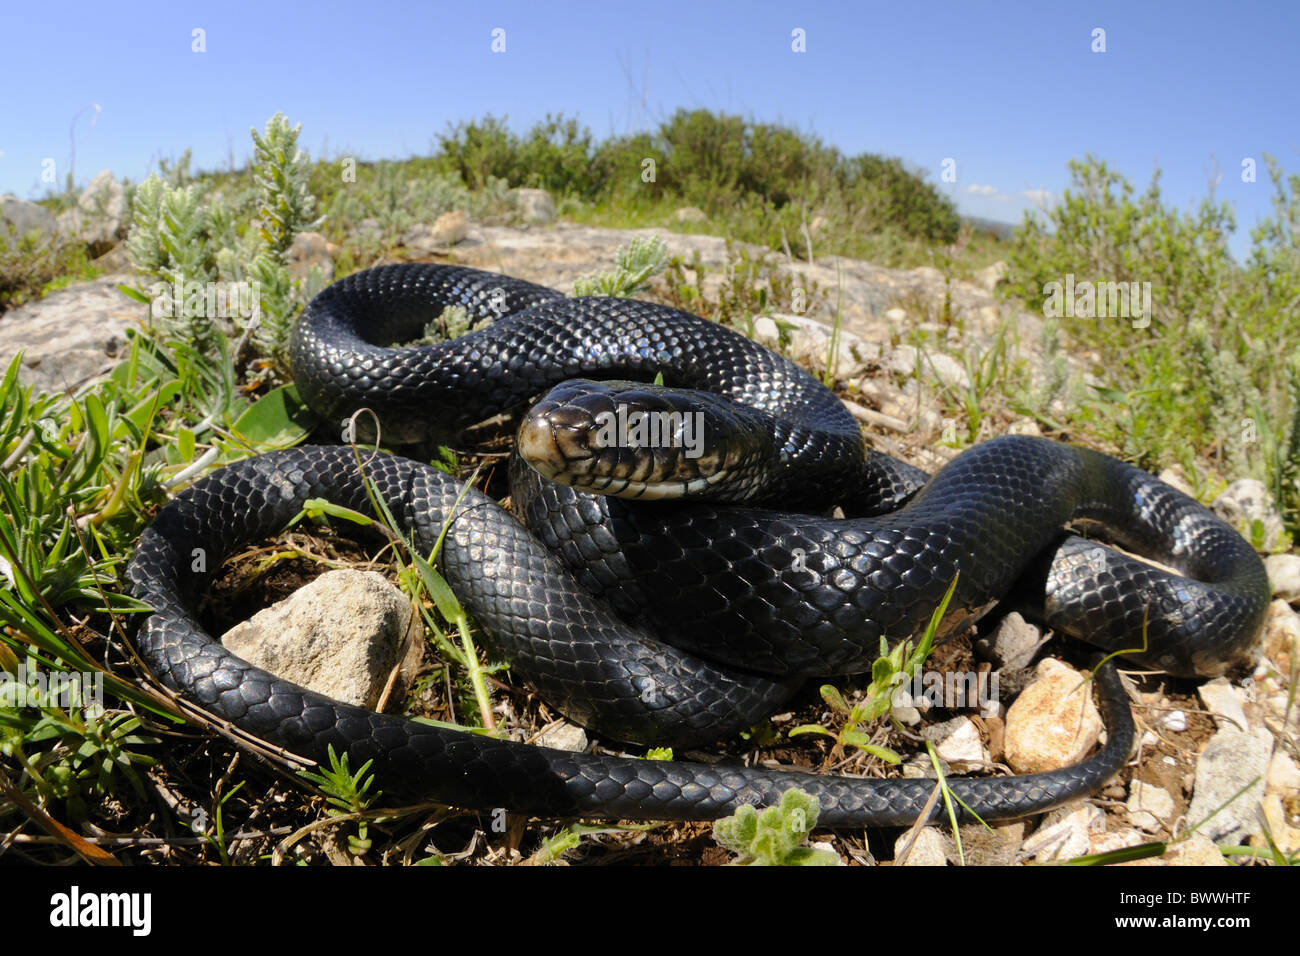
(3, 0, 1296, 259)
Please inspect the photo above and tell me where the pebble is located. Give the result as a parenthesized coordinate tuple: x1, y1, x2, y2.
(1126, 781, 1176, 833)
(1021, 803, 1102, 862)
(1197, 677, 1249, 731)
(1186, 727, 1272, 845)
(1161, 710, 1187, 733)
(1265, 553, 1300, 604)
(1003, 659, 1102, 773)
(894, 827, 948, 866)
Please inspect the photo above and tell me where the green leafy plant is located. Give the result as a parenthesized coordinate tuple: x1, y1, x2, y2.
(572, 235, 669, 297)
(296, 744, 381, 856)
(712, 789, 837, 866)
(1005, 155, 1300, 539)
(790, 573, 959, 763)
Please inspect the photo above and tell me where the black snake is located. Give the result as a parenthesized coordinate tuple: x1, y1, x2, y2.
(125, 264, 1270, 826)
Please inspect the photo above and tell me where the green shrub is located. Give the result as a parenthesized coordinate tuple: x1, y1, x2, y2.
(1005, 155, 1300, 540)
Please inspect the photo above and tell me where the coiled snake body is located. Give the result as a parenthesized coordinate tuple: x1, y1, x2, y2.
(126, 264, 1270, 825)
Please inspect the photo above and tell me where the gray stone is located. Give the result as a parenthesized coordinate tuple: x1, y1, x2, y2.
(512, 188, 555, 225)
(1164, 833, 1229, 866)
(1212, 479, 1287, 552)
(1265, 553, 1300, 604)
(1186, 727, 1272, 845)
(1126, 781, 1175, 832)
(1, 195, 58, 241)
(894, 827, 947, 866)
(932, 717, 985, 765)
(1021, 803, 1100, 862)
(973, 260, 1007, 293)
(755, 311, 880, 381)
(885, 344, 971, 391)
(403, 210, 469, 254)
(221, 569, 420, 709)
(674, 206, 708, 224)
(0, 274, 143, 392)
(975, 611, 1045, 670)
(534, 721, 589, 753)
(1197, 677, 1249, 732)
(57, 170, 126, 252)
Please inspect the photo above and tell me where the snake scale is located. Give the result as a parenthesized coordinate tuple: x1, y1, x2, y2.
(125, 263, 1270, 826)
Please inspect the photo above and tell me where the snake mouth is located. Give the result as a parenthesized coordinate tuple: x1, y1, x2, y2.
(518, 379, 760, 500)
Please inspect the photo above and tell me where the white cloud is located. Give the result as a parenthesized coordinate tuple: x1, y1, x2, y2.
(967, 184, 998, 196)
(1023, 188, 1056, 205)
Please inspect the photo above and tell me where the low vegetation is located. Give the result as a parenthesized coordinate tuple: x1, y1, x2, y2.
(0, 108, 1296, 865)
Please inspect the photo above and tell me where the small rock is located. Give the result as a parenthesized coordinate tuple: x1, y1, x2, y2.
(431, 209, 469, 245)
(764, 312, 879, 381)
(1197, 677, 1249, 731)
(57, 170, 126, 253)
(1265, 553, 1300, 604)
(512, 188, 555, 225)
(911, 265, 943, 282)
(885, 344, 971, 391)
(1253, 793, 1300, 855)
(534, 721, 589, 753)
(975, 611, 1045, 670)
(1004, 659, 1103, 774)
(808, 840, 845, 864)
(901, 752, 945, 779)
(1185, 727, 1272, 845)
(221, 569, 419, 709)
(884, 307, 907, 322)
(0, 276, 146, 391)
(1262, 599, 1298, 676)
(894, 827, 947, 866)
(973, 260, 1007, 293)
(1161, 710, 1187, 733)
(1089, 829, 1146, 856)
(1126, 781, 1175, 832)
(1266, 750, 1300, 795)
(1140, 729, 1159, 747)
(750, 315, 780, 344)
(1164, 833, 1228, 866)
(1, 195, 58, 240)
(888, 687, 922, 725)
(923, 716, 985, 765)
(286, 231, 336, 283)
(1021, 803, 1100, 862)
(403, 210, 469, 254)
(673, 206, 707, 224)
(1212, 479, 1287, 552)
(92, 242, 133, 273)
(1005, 419, 1043, 438)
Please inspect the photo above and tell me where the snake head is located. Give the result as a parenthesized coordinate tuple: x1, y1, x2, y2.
(517, 379, 773, 501)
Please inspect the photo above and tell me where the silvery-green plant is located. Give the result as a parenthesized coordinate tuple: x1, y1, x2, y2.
(126, 113, 324, 379)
